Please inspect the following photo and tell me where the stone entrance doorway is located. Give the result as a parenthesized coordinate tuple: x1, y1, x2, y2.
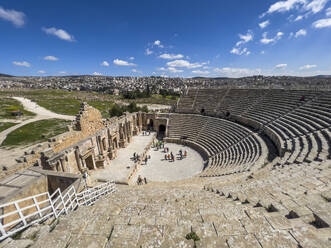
(85, 155, 94, 170)
(158, 124, 166, 138)
(147, 119, 154, 131)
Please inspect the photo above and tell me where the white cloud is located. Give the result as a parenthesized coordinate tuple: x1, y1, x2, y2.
(168, 67, 183, 73)
(214, 67, 261, 77)
(294, 15, 303, 21)
(300, 64, 317, 69)
(305, 0, 328, 14)
(153, 40, 164, 48)
(37, 70, 46, 74)
(101, 61, 110, 67)
(58, 71, 67, 74)
(43, 56, 59, 61)
(192, 70, 210, 75)
(159, 53, 184, 59)
(230, 47, 250, 56)
(157, 67, 183, 73)
(145, 48, 153, 55)
(267, 0, 306, 14)
(13, 61, 30, 67)
(42, 27, 75, 41)
(129, 56, 135, 60)
(0, 6, 25, 27)
(166, 59, 205, 69)
(295, 29, 307, 37)
(131, 69, 142, 73)
(93, 72, 102, 76)
(275, 63, 287, 69)
(260, 32, 283, 44)
(231, 30, 253, 56)
(259, 20, 270, 29)
(113, 59, 136, 66)
(312, 18, 331, 28)
(235, 30, 253, 46)
(326, 7, 331, 16)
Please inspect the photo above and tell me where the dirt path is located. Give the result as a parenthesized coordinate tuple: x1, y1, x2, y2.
(0, 97, 75, 145)
(12, 97, 75, 120)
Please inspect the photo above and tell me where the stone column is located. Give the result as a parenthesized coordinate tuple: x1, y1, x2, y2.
(75, 147, 83, 171)
(56, 161, 62, 172)
(60, 158, 67, 172)
(98, 136, 104, 155)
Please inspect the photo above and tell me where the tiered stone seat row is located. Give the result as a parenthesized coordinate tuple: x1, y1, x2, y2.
(204, 161, 331, 247)
(176, 89, 331, 166)
(168, 114, 266, 176)
(14, 169, 330, 247)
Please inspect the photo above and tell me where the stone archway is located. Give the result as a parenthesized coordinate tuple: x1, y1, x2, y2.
(147, 119, 154, 131)
(158, 124, 166, 137)
(85, 155, 94, 170)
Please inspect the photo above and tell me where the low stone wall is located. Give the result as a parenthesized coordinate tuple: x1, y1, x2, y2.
(30, 168, 84, 195)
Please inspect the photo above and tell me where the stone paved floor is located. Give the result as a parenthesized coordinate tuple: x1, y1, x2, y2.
(133, 143, 204, 182)
(90, 133, 155, 183)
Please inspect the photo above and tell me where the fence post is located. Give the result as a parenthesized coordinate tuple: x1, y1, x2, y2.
(59, 190, 67, 215)
(0, 222, 7, 239)
(73, 187, 78, 209)
(33, 196, 42, 218)
(69, 187, 75, 211)
(48, 192, 57, 219)
(14, 202, 27, 226)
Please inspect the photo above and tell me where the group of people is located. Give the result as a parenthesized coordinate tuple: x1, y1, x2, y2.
(133, 152, 151, 165)
(137, 175, 147, 185)
(142, 131, 151, 136)
(164, 149, 187, 162)
(154, 140, 165, 150)
(132, 152, 140, 163)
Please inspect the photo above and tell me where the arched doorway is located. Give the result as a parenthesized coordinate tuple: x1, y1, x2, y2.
(147, 119, 154, 131)
(85, 155, 94, 170)
(158, 124, 166, 138)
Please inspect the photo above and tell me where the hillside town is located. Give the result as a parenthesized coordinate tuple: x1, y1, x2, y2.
(1, 75, 330, 93)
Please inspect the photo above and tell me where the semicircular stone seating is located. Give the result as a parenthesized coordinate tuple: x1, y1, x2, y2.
(167, 114, 268, 177)
(175, 88, 331, 172)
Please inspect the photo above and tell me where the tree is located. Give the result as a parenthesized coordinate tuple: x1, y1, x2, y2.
(141, 105, 148, 113)
(109, 104, 123, 117)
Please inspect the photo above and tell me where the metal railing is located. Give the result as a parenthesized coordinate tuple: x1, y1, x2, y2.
(0, 181, 116, 241)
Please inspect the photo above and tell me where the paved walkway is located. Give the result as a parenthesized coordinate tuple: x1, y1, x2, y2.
(90, 133, 155, 183)
(133, 143, 204, 182)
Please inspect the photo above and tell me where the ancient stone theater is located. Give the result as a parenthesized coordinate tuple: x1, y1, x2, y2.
(1, 88, 331, 247)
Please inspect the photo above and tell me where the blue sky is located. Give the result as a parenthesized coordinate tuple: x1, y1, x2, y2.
(1, 0, 331, 77)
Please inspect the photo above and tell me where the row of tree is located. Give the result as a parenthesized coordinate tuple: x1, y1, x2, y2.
(109, 102, 148, 117)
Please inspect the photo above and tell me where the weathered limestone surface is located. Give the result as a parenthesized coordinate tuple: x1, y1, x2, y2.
(5, 162, 330, 248)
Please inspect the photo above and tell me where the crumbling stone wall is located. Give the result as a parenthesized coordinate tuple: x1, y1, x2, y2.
(40, 104, 145, 176)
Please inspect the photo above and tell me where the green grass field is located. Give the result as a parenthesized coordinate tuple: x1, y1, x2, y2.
(0, 98, 35, 119)
(0, 89, 175, 119)
(1, 119, 71, 148)
(0, 122, 17, 133)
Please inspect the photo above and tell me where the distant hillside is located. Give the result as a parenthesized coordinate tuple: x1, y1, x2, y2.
(314, 75, 331, 78)
(0, 73, 13, 77)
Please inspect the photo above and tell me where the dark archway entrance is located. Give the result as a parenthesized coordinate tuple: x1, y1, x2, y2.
(147, 119, 154, 131)
(85, 155, 94, 170)
(158, 124, 166, 138)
